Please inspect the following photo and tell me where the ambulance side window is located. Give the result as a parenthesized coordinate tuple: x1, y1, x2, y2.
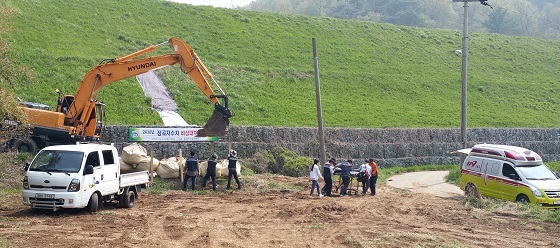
(488, 161, 500, 176)
(502, 163, 520, 180)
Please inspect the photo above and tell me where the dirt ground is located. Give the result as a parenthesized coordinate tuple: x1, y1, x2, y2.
(1, 172, 560, 248)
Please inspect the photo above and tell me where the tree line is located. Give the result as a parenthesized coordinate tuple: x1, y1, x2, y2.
(243, 0, 560, 38)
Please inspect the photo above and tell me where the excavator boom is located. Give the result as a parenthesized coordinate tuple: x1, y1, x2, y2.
(12, 37, 233, 154)
(62, 37, 233, 137)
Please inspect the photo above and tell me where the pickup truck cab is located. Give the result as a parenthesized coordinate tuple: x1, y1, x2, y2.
(22, 143, 150, 212)
(458, 144, 560, 209)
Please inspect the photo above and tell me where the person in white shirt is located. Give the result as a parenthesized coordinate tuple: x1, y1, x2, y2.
(358, 161, 372, 195)
(309, 159, 324, 197)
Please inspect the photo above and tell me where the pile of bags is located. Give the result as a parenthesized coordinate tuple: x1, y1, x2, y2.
(120, 143, 241, 179)
(199, 160, 242, 178)
(120, 143, 178, 178)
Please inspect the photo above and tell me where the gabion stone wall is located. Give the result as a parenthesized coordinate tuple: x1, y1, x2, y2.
(101, 126, 560, 167)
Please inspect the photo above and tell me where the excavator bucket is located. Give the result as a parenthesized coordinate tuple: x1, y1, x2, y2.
(196, 103, 233, 137)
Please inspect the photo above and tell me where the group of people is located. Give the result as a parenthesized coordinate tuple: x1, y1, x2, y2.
(309, 158, 378, 197)
(182, 149, 242, 191)
(182, 150, 379, 196)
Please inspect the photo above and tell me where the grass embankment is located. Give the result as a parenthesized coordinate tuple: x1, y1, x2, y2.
(3, 0, 560, 128)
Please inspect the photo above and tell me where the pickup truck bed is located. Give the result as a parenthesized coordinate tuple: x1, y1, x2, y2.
(120, 170, 150, 188)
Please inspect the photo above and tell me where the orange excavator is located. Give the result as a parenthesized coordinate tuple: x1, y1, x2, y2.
(11, 37, 233, 153)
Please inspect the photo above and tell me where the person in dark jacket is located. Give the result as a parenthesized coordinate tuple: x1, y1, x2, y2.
(337, 159, 353, 196)
(183, 150, 199, 191)
(226, 149, 242, 190)
(202, 153, 218, 191)
(321, 158, 335, 196)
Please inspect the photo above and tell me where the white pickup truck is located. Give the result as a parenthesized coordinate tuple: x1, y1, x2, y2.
(22, 143, 150, 212)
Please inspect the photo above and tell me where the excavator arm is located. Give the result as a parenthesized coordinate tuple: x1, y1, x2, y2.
(63, 38, 233, 137)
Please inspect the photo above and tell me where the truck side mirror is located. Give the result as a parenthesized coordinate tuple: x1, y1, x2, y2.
(23, 162, 30, 171)
(83, 165, 94, 175)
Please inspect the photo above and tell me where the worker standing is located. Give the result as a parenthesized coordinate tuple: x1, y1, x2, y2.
(369, 159, 379, 196)
(183, 150, 199, 191)
(358, 160, 372, 196)
(309, 159, 324, 198)
(321, 158, 335, 197)
(226, 149, 242, 190)
(202, 153, 218, 191)
(337, 159, 353, 196)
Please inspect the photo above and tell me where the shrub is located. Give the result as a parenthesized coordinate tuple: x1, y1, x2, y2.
(243, 150, 275, 174)
(280, 154, 311, 177)
(243, 147, 312, 177)
(0, 152, 31, 189)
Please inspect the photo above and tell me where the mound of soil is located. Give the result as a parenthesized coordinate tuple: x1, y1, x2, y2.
(1, 174, 558, 247)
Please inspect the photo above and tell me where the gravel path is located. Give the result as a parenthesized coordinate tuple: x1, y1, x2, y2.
(386, 170, 464, 197)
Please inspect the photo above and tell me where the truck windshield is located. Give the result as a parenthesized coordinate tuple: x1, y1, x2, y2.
(29, 150, 84, 173)
(516, 164, 558, 180)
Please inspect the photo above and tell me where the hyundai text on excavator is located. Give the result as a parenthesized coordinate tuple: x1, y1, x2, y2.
(10, 37, 233, 154)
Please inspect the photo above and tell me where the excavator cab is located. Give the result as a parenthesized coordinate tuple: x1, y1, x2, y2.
(93, 102, 105, 138)
(197, 95, 233, 137)
(56, 93, 73, 115)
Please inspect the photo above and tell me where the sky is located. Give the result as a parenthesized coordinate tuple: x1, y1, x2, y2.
(167, 0, 254, 8)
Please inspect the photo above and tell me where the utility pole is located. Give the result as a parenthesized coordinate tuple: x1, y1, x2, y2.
(312, 38, 326, 165)
(452, 0, 492, 163)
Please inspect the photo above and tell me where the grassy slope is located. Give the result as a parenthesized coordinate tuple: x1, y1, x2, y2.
(3, 0, 560, 128)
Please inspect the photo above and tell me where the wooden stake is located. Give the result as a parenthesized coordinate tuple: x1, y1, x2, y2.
(150, 144, 154, 183)
(179, 148, 184, 182)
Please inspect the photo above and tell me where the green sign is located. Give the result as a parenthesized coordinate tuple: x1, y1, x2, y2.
(129, 127, 220, 142)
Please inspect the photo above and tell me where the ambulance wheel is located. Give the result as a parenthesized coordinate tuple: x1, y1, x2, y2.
(464, 183, 480, 198)
(86, 193, 100, 212)
(516, 194, 530, 204)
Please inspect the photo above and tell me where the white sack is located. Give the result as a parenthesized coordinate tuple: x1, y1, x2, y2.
(119, 157, 136, 171)
(122, 143, 147, 164)
(136, 156, 160, 171)
(156, 158, 180, 179)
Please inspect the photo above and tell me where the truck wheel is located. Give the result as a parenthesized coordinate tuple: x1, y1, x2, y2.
(516, 194, 530, 204)
(86, 193, 99, 212)
(464, 183, 480, 198)
(12, 139, 38, 154)
(123, 189, 135, 208)
(118, 192, 125, 208)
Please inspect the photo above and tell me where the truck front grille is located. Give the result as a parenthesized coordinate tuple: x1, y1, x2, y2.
(30, 185, 67, 190)
(29, 198, 64, 211)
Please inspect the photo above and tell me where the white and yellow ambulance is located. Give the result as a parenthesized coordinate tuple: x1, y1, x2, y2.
(458, 144, 560, 208)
